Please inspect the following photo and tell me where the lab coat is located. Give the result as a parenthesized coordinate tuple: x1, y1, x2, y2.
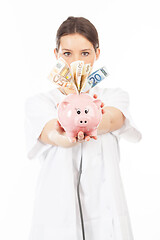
(24, 86, 142, 240)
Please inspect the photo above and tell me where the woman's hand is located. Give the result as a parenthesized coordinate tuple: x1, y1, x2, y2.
(76, 131, 96, 143)
(93, 94, 105, 114)
(55, 119, 66, 135)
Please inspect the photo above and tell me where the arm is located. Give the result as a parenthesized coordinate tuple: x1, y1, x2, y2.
(38, 119, 77, 148)
(39, 96, 125, 146)
(97, 106, 126, 135)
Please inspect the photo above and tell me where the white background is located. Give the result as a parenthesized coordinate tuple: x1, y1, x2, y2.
(0, 0, 160, 239)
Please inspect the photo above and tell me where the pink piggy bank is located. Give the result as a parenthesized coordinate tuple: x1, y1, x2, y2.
(57, 93, 102, 143)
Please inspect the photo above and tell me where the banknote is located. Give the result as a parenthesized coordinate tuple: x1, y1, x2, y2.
(54, 57, 73, 81)
(70, 61, 85, 91)
(80, 66, 108, 93)
(58, 85, 78, 95)
(80, 63, 92, 91)
(48, 57, 78, 94)
(48, 71, 78, 93)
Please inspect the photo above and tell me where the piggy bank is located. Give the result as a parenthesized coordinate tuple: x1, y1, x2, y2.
(57, 93, 102, 143)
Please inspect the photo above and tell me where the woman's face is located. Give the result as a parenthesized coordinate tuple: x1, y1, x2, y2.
(54, 33, 100, 67)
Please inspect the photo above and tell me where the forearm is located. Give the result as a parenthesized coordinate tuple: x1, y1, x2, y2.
(97, 108, 112, 135)
(39, 119, 77, 148)
(97, 106, 125, 135)
(48, 130, 77, 148)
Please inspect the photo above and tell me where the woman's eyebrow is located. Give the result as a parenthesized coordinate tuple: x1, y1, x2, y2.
(62, 48, 92, 51)
(81, 49, 92, 51)
(62, 48, 72, 51)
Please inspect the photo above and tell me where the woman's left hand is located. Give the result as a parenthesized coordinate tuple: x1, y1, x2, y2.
(93, 94, 105, 114)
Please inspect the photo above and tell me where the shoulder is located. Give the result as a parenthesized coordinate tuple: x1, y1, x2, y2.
(25, 89, 58, 107)
(24, 88, 60, 113)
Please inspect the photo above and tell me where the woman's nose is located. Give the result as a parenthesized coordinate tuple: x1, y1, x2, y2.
(72, 54, 83, 62)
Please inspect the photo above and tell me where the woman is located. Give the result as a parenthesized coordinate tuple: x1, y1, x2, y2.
(25, 16, 142, 240)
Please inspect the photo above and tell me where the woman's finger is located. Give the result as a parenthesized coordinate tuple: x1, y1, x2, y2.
(56, 120, 65, 132)
(85, 136, 90, 141)
(102, 109, 105, 114)
(93, 94, 98, 98)
(90, 136, 97, 140)
(56, 120, 60, 127)
(101, 102, 104, 108)
(78, 131, 84, 140)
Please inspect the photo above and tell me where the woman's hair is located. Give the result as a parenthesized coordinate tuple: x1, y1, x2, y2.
(56, 16, 99, 52)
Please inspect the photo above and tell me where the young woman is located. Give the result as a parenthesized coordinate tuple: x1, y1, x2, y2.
(25, 16, 142, 240)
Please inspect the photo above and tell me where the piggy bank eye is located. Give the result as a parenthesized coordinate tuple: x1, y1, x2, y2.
(85, 109, 89, 114)
(77, 109, 81, 114)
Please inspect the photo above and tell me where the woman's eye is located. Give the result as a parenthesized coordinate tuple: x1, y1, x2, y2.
(82, 52, 89, 56)
(64, 52, 71, 56)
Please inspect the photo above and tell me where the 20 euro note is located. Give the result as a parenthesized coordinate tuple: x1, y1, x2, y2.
(80, 66, 108, 93)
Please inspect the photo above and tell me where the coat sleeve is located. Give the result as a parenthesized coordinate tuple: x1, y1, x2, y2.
(101, 88, 142, 142)
(24, 93, 58, 160)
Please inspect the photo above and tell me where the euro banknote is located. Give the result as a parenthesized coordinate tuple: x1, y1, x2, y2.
(80, 67, 108, 93)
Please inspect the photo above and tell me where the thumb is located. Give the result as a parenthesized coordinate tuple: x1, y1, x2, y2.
(56, 120, 65, 132)
(56, 120, 61, 127)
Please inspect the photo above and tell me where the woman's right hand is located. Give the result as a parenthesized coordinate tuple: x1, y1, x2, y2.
(55, 120, 95, 143)
(76, 131, 97, 143)
(55, 119, 66, 136)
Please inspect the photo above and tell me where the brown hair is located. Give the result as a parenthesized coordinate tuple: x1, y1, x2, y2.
(55, 16, 99, 52)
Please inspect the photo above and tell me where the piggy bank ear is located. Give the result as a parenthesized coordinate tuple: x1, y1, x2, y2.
(61, 101, 70, 110)
(93, 99, 102, 109)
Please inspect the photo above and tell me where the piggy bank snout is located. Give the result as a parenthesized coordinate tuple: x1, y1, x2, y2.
(76, 117, 88, 127)
(79, 119, 88, 125)
(80, 120, 88, 123)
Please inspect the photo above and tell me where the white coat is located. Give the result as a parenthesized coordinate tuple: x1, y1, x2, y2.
(24, 86, 142, 240)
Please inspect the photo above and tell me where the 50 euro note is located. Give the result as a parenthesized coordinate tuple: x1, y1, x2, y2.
(48, 57, 78, 94)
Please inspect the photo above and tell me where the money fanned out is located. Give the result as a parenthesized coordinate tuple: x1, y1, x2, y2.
(48, 57, 108, 95)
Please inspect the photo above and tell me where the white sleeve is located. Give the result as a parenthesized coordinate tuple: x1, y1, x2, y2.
(24, 93, 58, 160)
(101, 88, 142, 142)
